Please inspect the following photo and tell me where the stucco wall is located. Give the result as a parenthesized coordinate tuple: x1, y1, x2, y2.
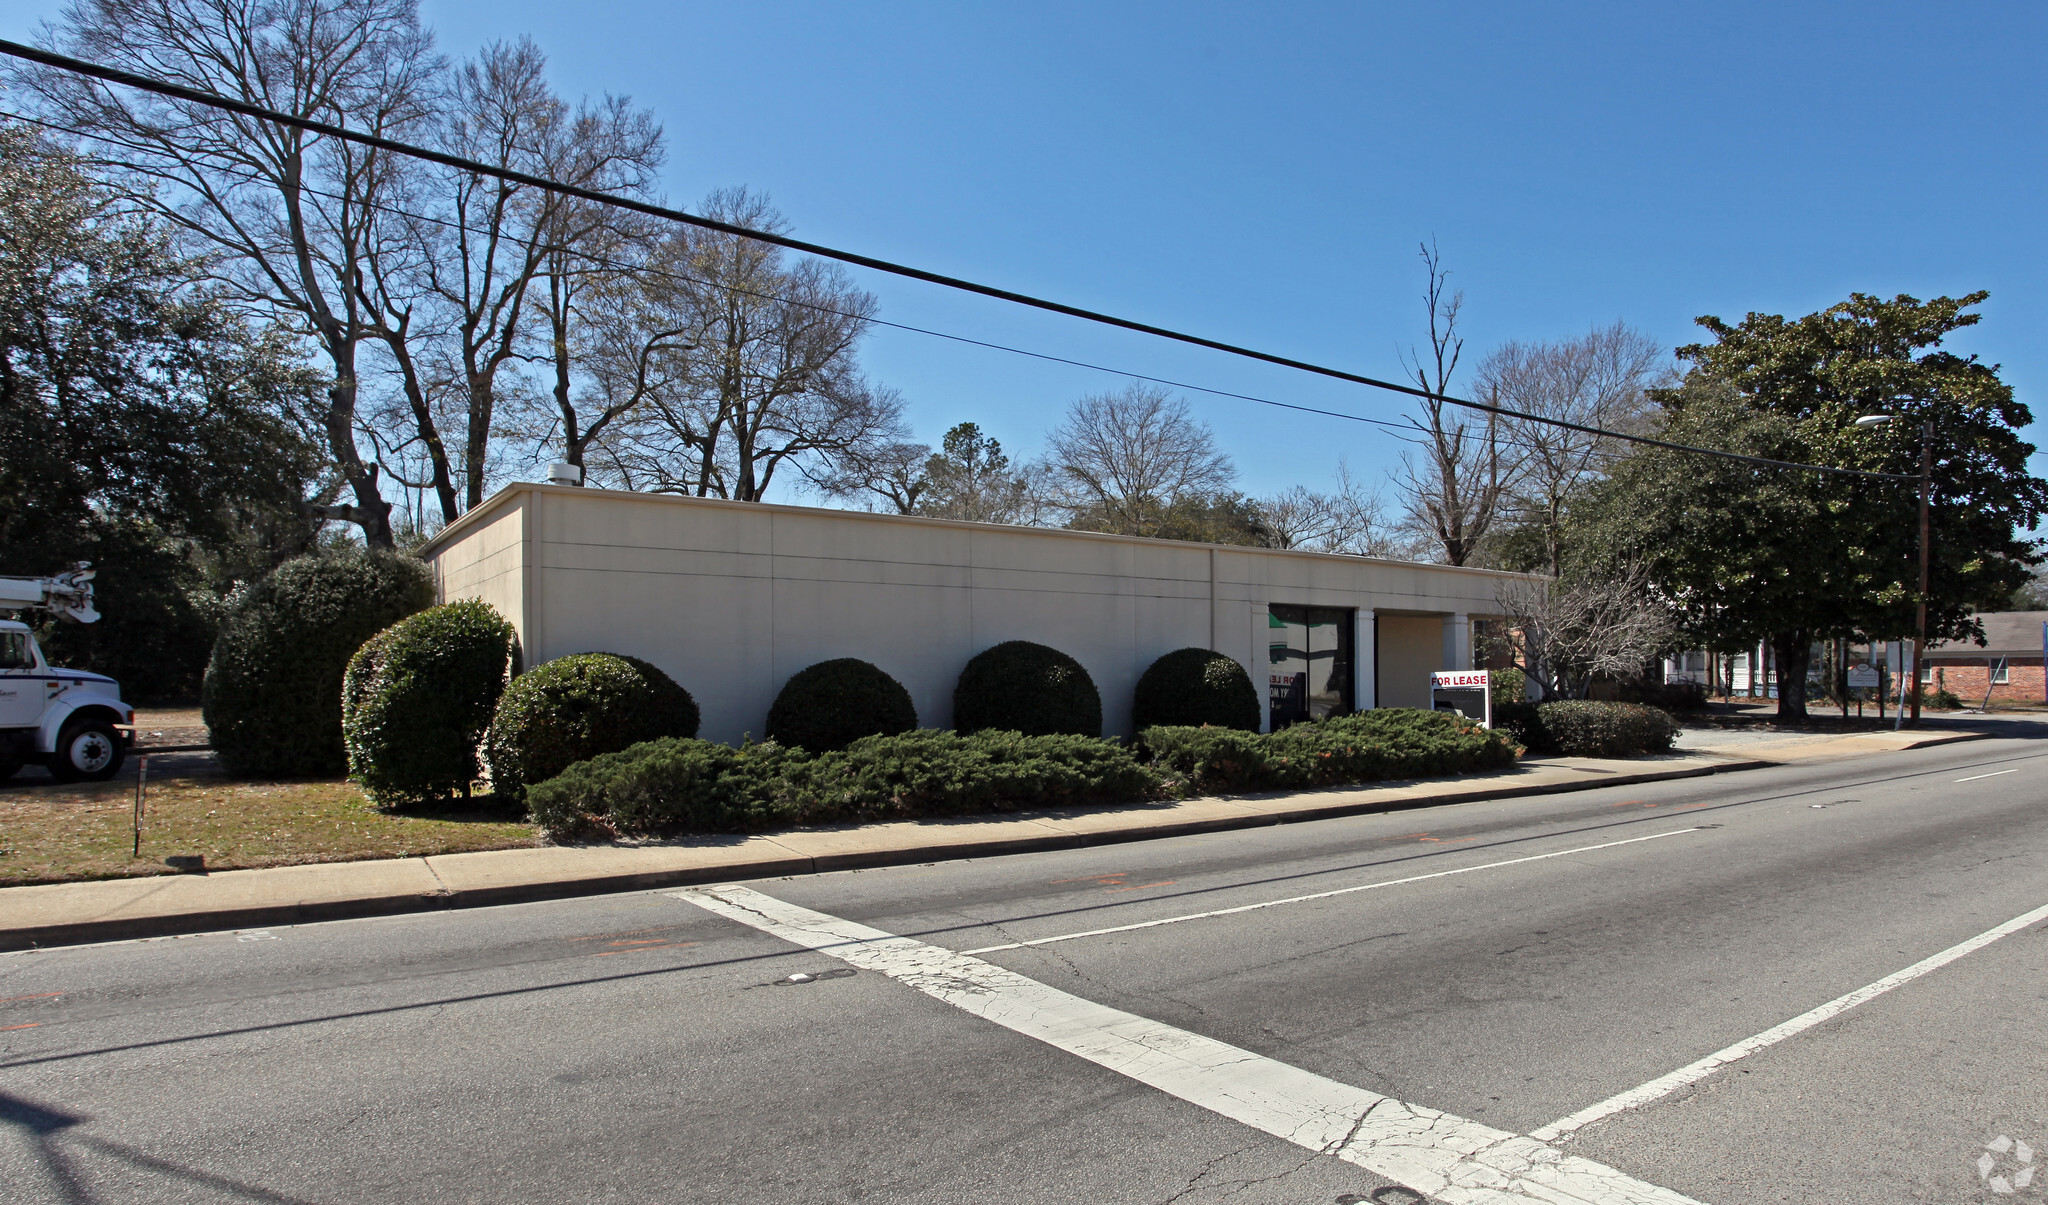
(424, 486, 1531, 744)
(430, 494, 525, 639)
(1375, 614, 1449, 710)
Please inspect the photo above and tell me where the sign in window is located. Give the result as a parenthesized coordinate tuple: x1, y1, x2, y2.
(1267, 604, 1353, 729)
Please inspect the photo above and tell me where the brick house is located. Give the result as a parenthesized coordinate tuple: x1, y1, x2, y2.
(1923, 611, 2048, 705)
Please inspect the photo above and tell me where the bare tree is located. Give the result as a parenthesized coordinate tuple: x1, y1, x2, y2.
(1484, 322, 1663, 574)
(1044, 383, 1236, 536)
(594, 189, 909, 501)
(562, 229, 700, 488)
(1396, 241, 1512, 566)
(814, 438, 930, 514)
(527, 209, 665, 477)
(27, 0, 446, 547)
(1494, 564, 1672, 700)
(1255, 462, 1404, 556)
(425, 39, 662, 511)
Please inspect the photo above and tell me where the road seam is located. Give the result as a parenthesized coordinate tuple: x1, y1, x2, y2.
(958, 828, 1702, 955)
(1530, 898, 2048, 1142)
(677, 883, 1706, 1205)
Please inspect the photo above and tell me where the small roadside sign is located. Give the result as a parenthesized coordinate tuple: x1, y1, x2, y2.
(1430, 669, 1492, 728)
(1847, 663, 1880, 689)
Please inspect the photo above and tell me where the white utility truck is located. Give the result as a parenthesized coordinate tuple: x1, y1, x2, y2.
(0, 563, 134, 781)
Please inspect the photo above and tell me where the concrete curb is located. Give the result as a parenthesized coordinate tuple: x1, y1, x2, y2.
(0, 753, 1799, 952)
(428, 759, 1781, 913)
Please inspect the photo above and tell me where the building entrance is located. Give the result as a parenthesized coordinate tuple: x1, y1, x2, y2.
(1267, 604, 1354, 729)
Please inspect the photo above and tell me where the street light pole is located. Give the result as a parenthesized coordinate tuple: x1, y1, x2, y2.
(1909, 420, 1931, 726)
(1855, 412, 1934, 728)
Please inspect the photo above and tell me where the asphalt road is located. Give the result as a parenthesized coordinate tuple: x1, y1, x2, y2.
(2, 732, 2045, 1204)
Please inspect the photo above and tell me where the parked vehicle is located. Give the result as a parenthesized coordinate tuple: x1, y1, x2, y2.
(0, 564, 133, 782)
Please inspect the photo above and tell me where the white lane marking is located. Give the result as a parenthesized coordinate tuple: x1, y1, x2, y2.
(678, 883, 1705, 1205)
(1532, 898, 2048, 1142)
(1955, 768, 2022, 782)
(958, 828, 1701, 955)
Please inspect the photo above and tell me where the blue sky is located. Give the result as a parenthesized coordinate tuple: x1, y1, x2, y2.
(16, 1, 2046, 517)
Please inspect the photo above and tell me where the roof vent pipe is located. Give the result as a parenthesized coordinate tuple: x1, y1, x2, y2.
(547, 461, 584, 487)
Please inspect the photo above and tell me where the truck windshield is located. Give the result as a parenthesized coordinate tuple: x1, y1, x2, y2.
(0, 632, 32, 669)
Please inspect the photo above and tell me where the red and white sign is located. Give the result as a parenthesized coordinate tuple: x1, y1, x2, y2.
(1430, 670, 1491, 690)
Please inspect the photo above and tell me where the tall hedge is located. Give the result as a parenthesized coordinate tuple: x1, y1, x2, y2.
(483, 652, 700, 802)
(766, 658, 917, 751)
(202, 551, 433, 777)
(1526, 700, 1679, 758)
(953, 640, 1102, 738)
(343, 599, 520, 806)
(1132, 647, 1259, 731)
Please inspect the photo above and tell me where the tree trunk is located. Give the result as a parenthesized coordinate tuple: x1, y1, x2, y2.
(465, 376, 493, 511)
(323, 361, 395, 550)
(1772, 631, 1812, 722)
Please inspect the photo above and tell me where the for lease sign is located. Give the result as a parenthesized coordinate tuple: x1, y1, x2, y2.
(1431, 670, 1490, 689)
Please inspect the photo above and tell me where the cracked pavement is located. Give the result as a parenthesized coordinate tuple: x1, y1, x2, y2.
(2, 732, 2046, 1202)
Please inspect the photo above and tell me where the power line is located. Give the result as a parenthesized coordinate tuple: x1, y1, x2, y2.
(5, 102, 1442, 452)
(0, 39, 1917, 483)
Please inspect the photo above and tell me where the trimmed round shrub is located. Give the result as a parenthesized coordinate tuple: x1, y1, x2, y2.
(1531, 700, 1679, 758)
(202, 550, 433, 777)
(343, 599, 520, 806)
(953, 640, 1102, 738)
(1132, 647, 1258, 732)
(483, 653, 700, 801)
(766, 658, 916, 752)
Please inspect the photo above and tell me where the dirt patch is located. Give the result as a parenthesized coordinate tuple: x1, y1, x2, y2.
(130, 706, 209, 749)
(0, 761, 537, 886)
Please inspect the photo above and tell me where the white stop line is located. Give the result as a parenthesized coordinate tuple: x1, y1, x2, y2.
(677, 883, 1704, 1205)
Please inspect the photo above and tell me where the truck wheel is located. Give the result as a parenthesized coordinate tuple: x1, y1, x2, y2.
(50, 719, 124, 783)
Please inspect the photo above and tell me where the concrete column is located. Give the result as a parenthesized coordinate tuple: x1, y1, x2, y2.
(1442, 612, 1471, 670)
(1354, 608, 1376, 711)
(1251, 602, 1271, 733)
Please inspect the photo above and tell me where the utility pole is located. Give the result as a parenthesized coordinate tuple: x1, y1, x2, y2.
(1907, 421, 1931, 726)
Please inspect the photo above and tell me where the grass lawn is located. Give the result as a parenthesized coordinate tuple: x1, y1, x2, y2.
(0, 759, 539, 887)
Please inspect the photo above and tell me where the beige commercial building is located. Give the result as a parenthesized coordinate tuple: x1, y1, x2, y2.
(419, 484, 1533, 745)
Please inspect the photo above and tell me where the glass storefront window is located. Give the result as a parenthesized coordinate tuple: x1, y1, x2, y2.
(1267, 604, 1354, 729)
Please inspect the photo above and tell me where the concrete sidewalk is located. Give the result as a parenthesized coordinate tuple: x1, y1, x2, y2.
(0, 729, 1984, 951)
(1676, 724, 1992, 764)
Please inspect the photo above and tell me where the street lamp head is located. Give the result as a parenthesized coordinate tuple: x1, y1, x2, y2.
(1853, 415, 1895, 428)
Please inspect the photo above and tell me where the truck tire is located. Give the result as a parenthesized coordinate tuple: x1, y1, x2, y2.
(49, 718, 124, 783)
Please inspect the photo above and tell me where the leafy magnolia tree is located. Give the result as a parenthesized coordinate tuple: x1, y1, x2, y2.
(1581, 293, 2046, 720)
(0, 121, 324, 695)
